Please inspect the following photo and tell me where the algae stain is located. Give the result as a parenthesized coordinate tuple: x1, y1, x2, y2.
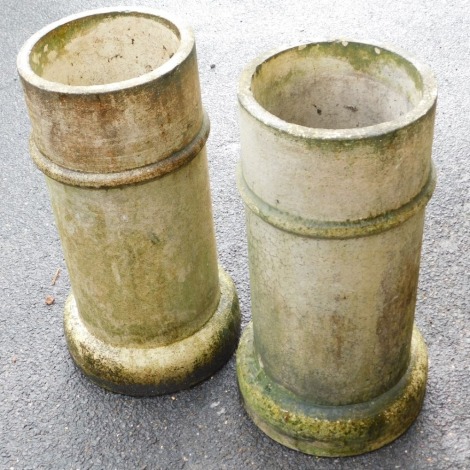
(294, 41, 423, 90)
(30, 16, 102, 76)
(148, 231, 161, 245)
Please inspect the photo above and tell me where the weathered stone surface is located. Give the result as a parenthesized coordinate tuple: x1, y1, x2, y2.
(237, 40, 437, 455)
(17, 7, 240, 395)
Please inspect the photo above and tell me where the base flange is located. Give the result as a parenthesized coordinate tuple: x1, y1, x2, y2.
(64, 267, 240, 396)
(236, 322, 428, 457)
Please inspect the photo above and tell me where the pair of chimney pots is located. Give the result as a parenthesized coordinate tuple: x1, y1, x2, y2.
(18, 7, 437, 457)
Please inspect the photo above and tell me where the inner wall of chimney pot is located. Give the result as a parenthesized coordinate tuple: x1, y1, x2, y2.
(251, 43, 424, 130)
(29, 13, 180, 86)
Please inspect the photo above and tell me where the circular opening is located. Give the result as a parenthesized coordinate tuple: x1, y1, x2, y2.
(250, 42, 425, 130)
(28, 12, 181, 86)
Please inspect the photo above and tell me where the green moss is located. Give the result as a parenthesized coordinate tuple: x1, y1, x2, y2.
(284, 41, 423, 92)
(236, 322, 428, 456)
(31, 16, 101, 76)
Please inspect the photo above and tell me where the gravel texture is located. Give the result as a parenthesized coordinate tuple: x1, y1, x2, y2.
(1, 0, 469, 469)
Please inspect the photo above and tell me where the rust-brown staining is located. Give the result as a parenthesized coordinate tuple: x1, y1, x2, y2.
(376, 246, 419, 392)
(23, 35, 203, 175)
(329, 292, 354, 365)
(330, 311, 344, 361)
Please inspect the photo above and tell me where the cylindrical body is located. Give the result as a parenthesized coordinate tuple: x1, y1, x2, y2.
(237, 41, 436, 455)
(18, 7, 240, 395)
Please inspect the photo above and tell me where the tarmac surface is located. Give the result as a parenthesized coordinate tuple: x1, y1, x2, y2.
(1, 0, 469, 468)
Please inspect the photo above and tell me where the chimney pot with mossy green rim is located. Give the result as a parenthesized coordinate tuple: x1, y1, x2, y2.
(236, 40, 436, 456)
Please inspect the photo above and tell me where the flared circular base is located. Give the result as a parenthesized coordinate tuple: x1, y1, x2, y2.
(64, 267, 240, 396)
(237, 322, 428, 457)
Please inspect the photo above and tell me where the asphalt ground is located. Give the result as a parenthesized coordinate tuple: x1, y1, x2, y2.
(1, 0, 469, 468)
